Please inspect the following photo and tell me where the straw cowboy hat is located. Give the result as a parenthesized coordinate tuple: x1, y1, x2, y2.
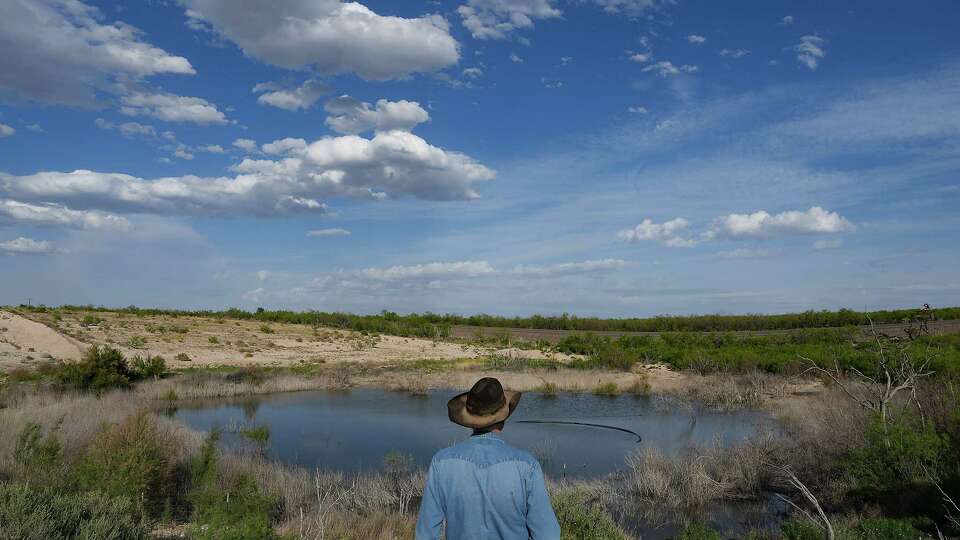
(448, 377, 522, 429)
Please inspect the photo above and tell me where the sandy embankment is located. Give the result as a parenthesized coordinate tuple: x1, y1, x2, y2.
(0, 310, 85, 372)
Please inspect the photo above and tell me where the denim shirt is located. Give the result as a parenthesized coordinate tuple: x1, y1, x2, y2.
(415, 433, 561, 540)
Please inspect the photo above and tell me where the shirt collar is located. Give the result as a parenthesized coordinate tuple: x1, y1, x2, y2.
(470, 432, 504, 442)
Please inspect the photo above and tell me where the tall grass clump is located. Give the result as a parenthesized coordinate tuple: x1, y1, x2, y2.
(551, 487, 629, 539)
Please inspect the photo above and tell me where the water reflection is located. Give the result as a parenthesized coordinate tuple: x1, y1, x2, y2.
(175, 389, 775, 479)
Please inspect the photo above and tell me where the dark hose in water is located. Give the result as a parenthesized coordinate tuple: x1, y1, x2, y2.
(511, 420, 642, 443)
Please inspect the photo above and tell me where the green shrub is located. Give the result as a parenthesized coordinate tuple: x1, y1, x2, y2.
(855, 518, 932, 539)
(240, 425, 270, 445)
(80, 315, 102, 327)
(673, 524, 722, 540)
(845, 416, 949, 501)
(56, 346, 132, 392)
(259, 324, 274, 334)
(130, 355, 166, 380)
(126, 336, 146, 349)
(781, 517, 933, 540)
(208, 336, 220, 344)
(0, 482, 146, 540)
(189, 432, 279, 540)
(552, 488, 627, 539)
(175, 352, 192, 362)
(74, 414, 180, 519)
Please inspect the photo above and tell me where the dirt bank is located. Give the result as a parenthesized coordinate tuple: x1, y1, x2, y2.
(0, 310, 85, 372)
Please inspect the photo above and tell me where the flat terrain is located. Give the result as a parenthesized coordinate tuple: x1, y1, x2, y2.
(450, 319, 960, 343)
(0, 308, 830, 402)
(0, 309, 575, 372)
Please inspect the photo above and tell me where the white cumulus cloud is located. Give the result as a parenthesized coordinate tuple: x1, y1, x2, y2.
(618, 218, 697, 247)
(253, 79, 331, 111)
(120, 91, 228, 124)
(0, 237, 54, 255)
(233, 139, 258, 153)
(457, 0, 561, 40)
(0, 131, 495, 217)
(0, 0, 194, 106)
(687, 34, 706, 44)
(0, 199, 131, 231)
(0, 124, 15, 137)
(707, 207, 853, 239)
(182, 0, 459, 81)
(795, 35, 826, 70)
(324, 96, 430, 135)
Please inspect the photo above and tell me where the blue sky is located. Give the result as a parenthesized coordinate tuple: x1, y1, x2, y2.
(1, 0, 958, 316)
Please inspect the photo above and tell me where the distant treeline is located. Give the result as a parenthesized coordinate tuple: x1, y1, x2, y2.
(17, 304, 959, 335)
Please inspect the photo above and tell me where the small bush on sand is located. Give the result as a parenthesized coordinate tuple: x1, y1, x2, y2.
(552, 487, 627, 539)
(259, 324, 275, 334)
(130, 355, 167, 380)
(175, 352, 192, 362)
(208, 336, 220, 344)
(56, 345, 132, 392)
(0, 482, 146, 540)
(126, 335, 146, 349)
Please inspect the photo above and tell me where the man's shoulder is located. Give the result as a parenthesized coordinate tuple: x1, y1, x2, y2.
(431, 436, 541, 470)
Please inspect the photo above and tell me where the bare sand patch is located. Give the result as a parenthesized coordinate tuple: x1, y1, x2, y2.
(0, 310, 85, 372)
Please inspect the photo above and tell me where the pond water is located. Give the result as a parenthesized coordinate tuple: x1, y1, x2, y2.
(174, 388, 776, 478)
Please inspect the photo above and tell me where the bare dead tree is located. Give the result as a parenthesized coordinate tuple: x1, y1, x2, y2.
(308, 469, 356, 540)
(767, 463, 834, 540)
(800, 319, 934, 426)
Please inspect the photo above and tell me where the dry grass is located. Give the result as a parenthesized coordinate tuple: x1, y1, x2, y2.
(625, 438, 774, 514)
(279, 511, 416, 539)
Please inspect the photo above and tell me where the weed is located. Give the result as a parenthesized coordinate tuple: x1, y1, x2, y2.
(536, 381, 560, 397)
(674, 524, 722, 540)
(240, 425, 270, 445)
(551, 487, 628, 539)
(126, 335, 147, 349)
(175, 352, 192, 362)
(593, 382, 621, 396)
(208, 336, 220, 344)
(259, 324, 275, 334)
